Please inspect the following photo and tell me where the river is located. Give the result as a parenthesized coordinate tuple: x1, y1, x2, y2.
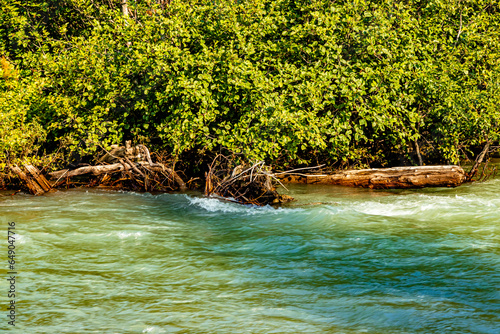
(0, 171, 499, 333)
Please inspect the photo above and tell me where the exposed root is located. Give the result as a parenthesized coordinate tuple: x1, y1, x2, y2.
(205, 155, 293, 206)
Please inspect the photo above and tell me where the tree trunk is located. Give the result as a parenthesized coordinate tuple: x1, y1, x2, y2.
(415, 140, 423, 166)
(277, 165, 466, 189)
(467, 141, 491, 181)
(121, 0, 129, 18)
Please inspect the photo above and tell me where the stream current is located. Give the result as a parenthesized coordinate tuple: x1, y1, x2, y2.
(0, 170, 499, 333)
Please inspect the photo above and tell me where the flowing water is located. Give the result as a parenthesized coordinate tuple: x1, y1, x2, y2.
(0, 171, 499, 333)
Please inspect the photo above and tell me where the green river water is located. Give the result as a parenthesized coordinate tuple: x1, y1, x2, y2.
(0, 170, 499, 333)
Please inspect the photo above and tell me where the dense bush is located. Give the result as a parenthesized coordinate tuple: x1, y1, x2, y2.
(0, 57, 46, 168)
(1, 0, 499, 168)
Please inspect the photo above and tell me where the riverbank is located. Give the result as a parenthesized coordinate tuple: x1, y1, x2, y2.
(2, 158, 497, 205)
(1, 141, 498, 203)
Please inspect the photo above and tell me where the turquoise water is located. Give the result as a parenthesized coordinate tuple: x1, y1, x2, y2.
(0, 174, 499, 333)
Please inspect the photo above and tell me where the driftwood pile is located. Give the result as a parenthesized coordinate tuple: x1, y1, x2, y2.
(8, 143, 186, 195)
(50, 142, 186, 192)
(205, 155, 293, 206)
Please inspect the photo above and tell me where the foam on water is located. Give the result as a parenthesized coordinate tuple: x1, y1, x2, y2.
(186, 194, 302, 215)
(115, 231, 147, 239)
(12, 233, 30, 244)
(344, 192, 498, 219)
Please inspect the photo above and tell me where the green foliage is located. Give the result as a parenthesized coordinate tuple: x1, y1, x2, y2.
(0, 57, 46, 168)
(1, 0, 499, 167)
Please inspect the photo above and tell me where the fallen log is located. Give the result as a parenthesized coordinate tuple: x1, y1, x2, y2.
(9, 165, 47, 195)
(23, 164, 52, 192)
(48, 161, 187, 191)
(49, 163, 126, 180)
(277, 165, 466, 189)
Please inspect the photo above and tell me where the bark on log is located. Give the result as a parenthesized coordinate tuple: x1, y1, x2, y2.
(277, 166, 466, 189)
(10, 165, 45, 195)
(49, 163, 126, 180)
(23, 164, 52, 192)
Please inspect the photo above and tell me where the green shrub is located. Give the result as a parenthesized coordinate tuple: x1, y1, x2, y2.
(0, 57, 46, 168)
(2, 0, 499, 168)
